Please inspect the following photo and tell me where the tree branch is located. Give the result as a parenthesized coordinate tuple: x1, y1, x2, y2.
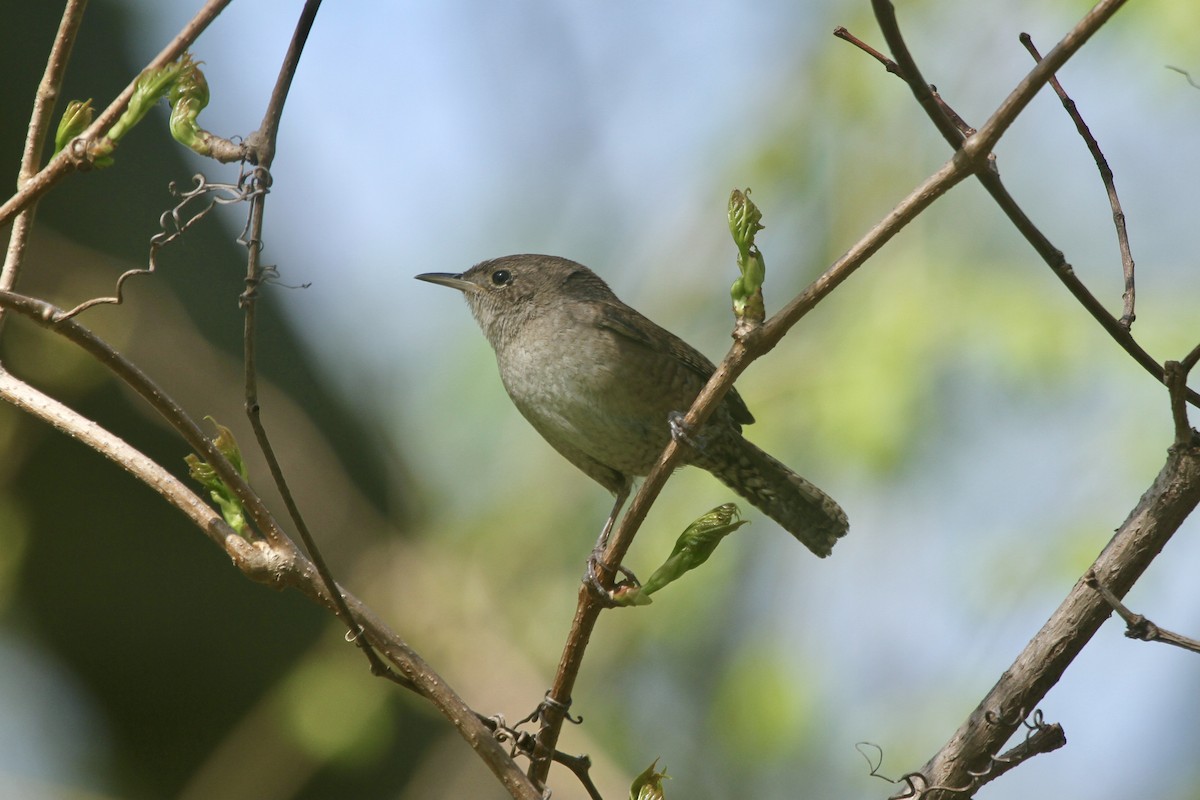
(0, 0, 89, 333)
(1019, 32, 1137, 329)
(1086, 570, 1200, 655)
(907, 436, 1200, 799)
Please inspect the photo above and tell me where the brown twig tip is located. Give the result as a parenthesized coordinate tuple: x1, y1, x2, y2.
(1163, 361, 1196, 445)
(1088, 566, 1200, 654)
(833, 25, 902, 76)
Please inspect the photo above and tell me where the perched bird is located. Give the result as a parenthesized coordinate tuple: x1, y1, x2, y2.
(417, 254, 848, 559)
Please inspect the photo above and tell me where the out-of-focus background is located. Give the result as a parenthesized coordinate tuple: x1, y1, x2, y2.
(2, 1, 1198, 798)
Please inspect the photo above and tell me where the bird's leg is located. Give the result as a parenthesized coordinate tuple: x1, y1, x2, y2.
(586, 478, 639, 597)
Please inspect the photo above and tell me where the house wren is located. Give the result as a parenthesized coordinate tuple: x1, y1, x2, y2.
(416, 254, 848, 557)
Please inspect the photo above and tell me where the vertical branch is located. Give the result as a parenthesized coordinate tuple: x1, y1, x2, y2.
(247, 0, 323, 166)
(0, 0, 89, 334)
(233, 0, 395, 675)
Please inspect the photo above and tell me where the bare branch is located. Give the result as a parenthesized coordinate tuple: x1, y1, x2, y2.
(245, 0, 323, 165)
(1086, 571, 1200, 655)
(1020, 33, 1136, 329)
(0, 0, 89, 333)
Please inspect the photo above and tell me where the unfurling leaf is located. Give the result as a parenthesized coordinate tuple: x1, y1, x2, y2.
(53, 99, 94, 156)
(629, 758, 669, 800)
(728, 187, 767, 324)
(185, 417, 249, 536)
(612, 504, 748, 606)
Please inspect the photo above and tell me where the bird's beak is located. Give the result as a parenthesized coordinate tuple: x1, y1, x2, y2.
(415, 272, 477, 293)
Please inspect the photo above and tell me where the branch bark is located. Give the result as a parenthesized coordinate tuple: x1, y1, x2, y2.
(906, 434, 1200, 799)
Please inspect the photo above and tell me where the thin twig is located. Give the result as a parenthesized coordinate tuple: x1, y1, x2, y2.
(245, 0, 322, 165)
(1165, 361, 1194, 445)
(0, 0, 233, 230)
(1020, 33, 1136, 329)
(1086, 570, 1200, 654)
(833, 25, 974, 137)
(1166, 66, 1200, 90)
(552, 751, 604, 800)
(0, 0, 89, 334)
(893, 717, 1066, 799)
(240, 0, 319, 541)
(233, 0, 394, 678)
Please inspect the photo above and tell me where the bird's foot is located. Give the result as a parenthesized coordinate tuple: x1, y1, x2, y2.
(668, 411, 709, 452)
(585, 548, 640, 605)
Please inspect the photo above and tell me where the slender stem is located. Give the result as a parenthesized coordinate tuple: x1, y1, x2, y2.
(0, 0, 89, 334)
(249, 0, 322, 165)
(234, 0, 392, 674)
(1019, 33, 1137, 329)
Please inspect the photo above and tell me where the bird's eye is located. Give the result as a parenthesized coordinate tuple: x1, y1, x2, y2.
(491, 269, 513, 286)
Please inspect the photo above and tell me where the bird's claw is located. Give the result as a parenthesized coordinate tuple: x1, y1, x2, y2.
(585, 549, 640, 604)
(669, 410, 709, 451)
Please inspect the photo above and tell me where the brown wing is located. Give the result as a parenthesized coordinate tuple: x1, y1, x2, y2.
(594, 301, 755, 426)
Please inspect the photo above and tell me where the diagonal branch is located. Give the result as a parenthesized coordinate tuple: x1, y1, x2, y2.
(904, 433, 1200, 799)
(529, 152, 973, 788)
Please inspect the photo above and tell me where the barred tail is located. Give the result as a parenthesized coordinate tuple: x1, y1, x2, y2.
(695, 433, 848, 557)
